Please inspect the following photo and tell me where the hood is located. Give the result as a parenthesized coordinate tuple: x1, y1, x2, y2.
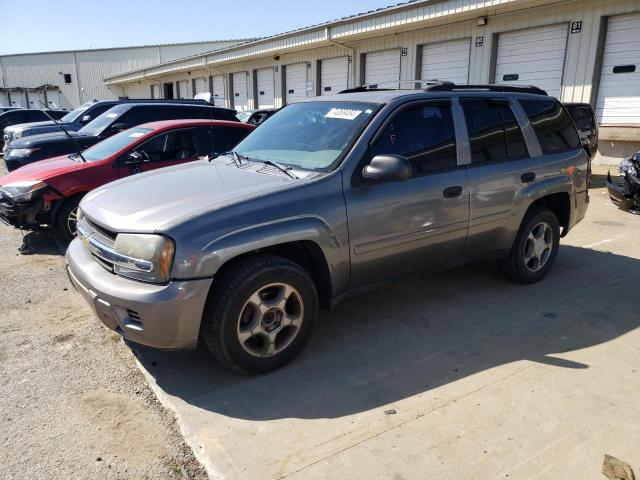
(9, 130, 89, 149)
(8, 121, 76, 136)
(0, 154, 84, 185)
(82, 159, 302, 232)
(5, 121, 56, 133)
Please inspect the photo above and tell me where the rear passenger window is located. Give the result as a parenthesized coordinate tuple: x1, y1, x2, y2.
(370, 103, 457, 176)
(519, 99, 581, 155)
(462, 98, 528, 164)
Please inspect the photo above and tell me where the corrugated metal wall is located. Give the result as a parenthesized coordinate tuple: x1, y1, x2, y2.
(0, 40, 248, 109)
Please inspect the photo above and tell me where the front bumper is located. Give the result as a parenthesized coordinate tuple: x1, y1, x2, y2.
(607, 172, 639, 212)
(3, 155, 26, 173)
(65, 238, 213, 350)
(0, 196, 43, 229)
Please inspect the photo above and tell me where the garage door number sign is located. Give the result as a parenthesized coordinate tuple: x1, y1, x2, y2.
(571, 21, 582, 34)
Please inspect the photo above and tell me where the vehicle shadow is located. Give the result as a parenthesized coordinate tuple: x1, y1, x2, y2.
(590, 173, 610, 189)
(16, 230, 63, 256)
(134, 245, 640, 420)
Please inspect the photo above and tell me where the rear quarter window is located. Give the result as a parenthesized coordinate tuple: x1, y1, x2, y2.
(519, 98, 581, 155)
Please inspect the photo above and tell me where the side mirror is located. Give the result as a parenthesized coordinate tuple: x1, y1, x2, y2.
(81, 115, 92, 123)
(110, 122, 129, 133)
(362, 154, 412, 181)
(126, 151, 148, 165)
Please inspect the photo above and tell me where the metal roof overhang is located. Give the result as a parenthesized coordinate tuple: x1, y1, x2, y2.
(104, 0, 545, 86)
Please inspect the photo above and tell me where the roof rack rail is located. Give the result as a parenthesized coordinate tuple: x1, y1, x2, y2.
(424, 83, 548, 96)
(338, 85, 394, 93)
(339, 81, 548, 96)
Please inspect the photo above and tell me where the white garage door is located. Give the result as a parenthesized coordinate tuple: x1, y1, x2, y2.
(596, 12, 640, 124)
(28, 92, 46, 109)
(45, 91, 61, 109)
(365, 49, 401, 88)
(321, 56, 349, 95)
(495, 24, 568, 98)
(194, 77, 208, 95)
(177, 80, 189, 99)
(421, 38, 470, 85)
(10, 93, 25, 108)
(233, 72, 249, 111)
(151, 84, 160, 99)
(212, 75, 225, 107)
(286, 63, 308, 104)
(256, 68, 275, 108)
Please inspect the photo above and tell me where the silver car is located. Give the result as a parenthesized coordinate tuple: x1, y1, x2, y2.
(66, 84, 590, 374)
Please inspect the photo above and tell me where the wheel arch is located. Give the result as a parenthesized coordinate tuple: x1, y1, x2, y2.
(174, 215, 349, 308)
(210, 240, 334, 310)
(524, 192, 571, 236)
(51, 191, 86, 225)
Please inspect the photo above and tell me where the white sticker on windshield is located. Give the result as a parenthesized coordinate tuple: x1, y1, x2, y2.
(106, 113, 118, 118)
(129, 132, 144, 138)
(325, 108, 362, 120)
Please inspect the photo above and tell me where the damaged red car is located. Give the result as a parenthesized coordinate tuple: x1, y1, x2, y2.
(0, 119, 253, 243)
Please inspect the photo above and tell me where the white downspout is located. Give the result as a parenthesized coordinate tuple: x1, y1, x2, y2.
(325, 26, 357, 88)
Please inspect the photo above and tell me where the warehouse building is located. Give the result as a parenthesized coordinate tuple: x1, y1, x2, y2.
(0, 39, 252, 110)
(105, 0, 640, 162)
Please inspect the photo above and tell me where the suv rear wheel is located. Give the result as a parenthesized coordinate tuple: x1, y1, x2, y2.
(53, 196, 82, 245)
(504, 208, 560, 284)
(201, 255, 318, 374)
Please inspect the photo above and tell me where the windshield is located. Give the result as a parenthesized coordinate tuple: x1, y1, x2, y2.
(60, 102, 94, 123)
(79, 104, 128, 136)
(234, 102, 378, 171)
(82, 127, 152, 162)
(236, 111, 253, 122)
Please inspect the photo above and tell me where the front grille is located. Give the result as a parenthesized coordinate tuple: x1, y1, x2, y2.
(86, 217, 117, 241)
(77, 216, 116, 272)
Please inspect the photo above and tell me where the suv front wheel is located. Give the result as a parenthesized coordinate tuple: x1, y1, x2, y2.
(201, 255, 318, 374)
(504, 208, 560, 284)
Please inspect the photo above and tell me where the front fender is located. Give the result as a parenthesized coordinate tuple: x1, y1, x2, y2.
(173, 215, 350, 297)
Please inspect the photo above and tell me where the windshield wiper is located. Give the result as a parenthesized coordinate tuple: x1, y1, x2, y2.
(37, 101, 87, 162)
(209, 150, 248, 164)
(253, 158, 298, 179)
(67, 152, 86, 163)
(212, 151, 298, 179)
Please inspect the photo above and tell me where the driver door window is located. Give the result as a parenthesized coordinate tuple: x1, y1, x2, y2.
(369, 103, 457, 176)
(120, 128, 200, 177)
(133, 129, 199, 162)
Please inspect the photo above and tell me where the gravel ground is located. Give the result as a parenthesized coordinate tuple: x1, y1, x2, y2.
(0, 224, 208, 478)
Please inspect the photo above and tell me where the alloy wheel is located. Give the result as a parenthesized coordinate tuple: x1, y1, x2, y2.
(67, 207, 79, 237)
(236, 283, 304, 357)
(523, 221, 553, 272)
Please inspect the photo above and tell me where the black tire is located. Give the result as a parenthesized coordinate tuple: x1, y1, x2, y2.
(201, 255, 318, 375)
(53, 196, 82, 245)
(503, 208, 560, 284)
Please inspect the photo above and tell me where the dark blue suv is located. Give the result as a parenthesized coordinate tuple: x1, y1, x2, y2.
(2, 101, 118, 150)
(2, 99, 214, 155)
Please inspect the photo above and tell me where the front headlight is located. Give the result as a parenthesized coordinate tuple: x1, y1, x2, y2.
(8, 147, 40, 158)
(12, 130, 23, 140)
(112, 233, 175, 283)
(0, 180, 47, 203)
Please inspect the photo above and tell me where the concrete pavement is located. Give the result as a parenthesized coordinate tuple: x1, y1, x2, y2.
(134, 168, 640, 479)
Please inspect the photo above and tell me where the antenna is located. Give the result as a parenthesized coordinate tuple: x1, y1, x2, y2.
(37, 101, 87, 163)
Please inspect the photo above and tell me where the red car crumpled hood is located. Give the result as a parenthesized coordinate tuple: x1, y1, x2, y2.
(0, 155, 84, 186)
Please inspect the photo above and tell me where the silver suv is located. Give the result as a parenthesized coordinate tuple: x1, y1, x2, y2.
(66, 84, 590, 374)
